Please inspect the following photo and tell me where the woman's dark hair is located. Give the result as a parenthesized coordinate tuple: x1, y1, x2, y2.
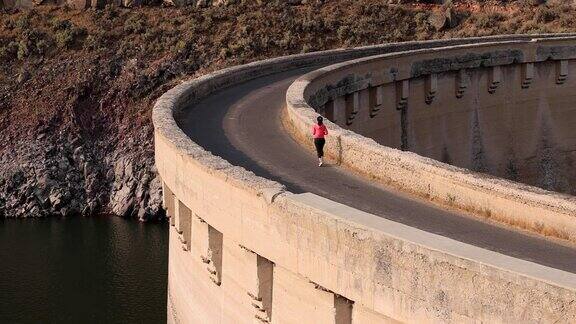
(317, 116, 323, 125)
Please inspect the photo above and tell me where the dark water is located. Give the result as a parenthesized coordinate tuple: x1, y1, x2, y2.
(0, 216, 168, 324)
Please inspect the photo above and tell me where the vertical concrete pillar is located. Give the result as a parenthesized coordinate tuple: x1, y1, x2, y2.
(351, 88, 370, 125)
(353, 91, 360, 115)
(456, 69, 469, 98)
(208, 226, 223, 286)
(345, 93, 359, 125)
(521, 63, 534, 89)
(190, 216, 223, 286)
(396, 80, 410, 151)
(175, 201, 192, 251)
(162, 182, 176, 227)
(556, 60, 569, 84)
(257, 255, 274, 322)
(174, 197, 182, 234)
(191, 215, 209, 263)
(333, 97, 346, 125)
(368, 87, 379, 117)
(396, 80, 409, 110)
(325, 100, 335, 122)
(400, 107, 409, 152)
(425, 74, 438, 105)
(376, 85, 384, 106)
(488, 66, 501, 94)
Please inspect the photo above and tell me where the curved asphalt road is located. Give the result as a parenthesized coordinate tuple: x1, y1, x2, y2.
(177, 66, 576, 273)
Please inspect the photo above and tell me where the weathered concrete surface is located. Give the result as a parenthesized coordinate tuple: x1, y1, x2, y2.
(287, 37, 576, 243)
(157, 125, 576, 322)
(154, 36, 576, 323)
(354, 61, 576, 194)
(180, 64, 576, 274)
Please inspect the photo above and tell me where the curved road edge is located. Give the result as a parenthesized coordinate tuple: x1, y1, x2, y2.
(154, 36, 576, 323)
(286, 36, 576, 243)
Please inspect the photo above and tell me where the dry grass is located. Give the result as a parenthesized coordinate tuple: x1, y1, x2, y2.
(1, 0, 576, 222)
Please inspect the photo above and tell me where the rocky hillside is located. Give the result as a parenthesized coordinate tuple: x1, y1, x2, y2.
(1, 0, 575, 220)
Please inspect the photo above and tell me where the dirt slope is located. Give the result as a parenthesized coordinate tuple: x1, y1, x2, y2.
(1, 0, 574, 220)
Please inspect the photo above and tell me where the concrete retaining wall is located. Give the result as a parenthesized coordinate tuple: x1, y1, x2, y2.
(286, 37, 576, 243)
(154, 35, 576, 323)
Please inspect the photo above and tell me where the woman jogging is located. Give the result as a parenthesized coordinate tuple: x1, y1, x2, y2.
(312, 116, 328, 167)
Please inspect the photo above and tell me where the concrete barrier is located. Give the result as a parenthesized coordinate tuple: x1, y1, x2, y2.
(286, 37, 576, 243)
(154, 35, 576, 323)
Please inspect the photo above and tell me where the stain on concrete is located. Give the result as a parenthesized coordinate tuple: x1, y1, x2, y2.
(308, 73, 371, 111)
(470, 103, 488, 173)
(441, 146, 452, 165)
(536, 45, 576, 61)
(535, 96, 568, 193)
(410, 50, 524, 78)
(400, 106, 409, 151)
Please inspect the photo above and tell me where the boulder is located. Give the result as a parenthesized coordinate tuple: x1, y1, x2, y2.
(428, 5, 457, 31)
(66, 0, 88, 9)
(49, 190, 63, 209)
(17, 69, 30, 84)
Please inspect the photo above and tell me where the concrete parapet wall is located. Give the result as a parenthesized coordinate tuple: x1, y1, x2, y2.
(286, 37, 576, 243)
(154, 35, 576, 323)
(156, 128, 576, 323)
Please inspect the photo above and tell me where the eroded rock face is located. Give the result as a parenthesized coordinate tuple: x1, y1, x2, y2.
(109, 155, 163, 221)
(0, 130, 165, 221)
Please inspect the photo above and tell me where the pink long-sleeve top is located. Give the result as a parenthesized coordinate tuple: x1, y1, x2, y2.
(312, 123, 328, 139)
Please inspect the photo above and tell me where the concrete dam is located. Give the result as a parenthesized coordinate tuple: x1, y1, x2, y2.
(153, 35, 576, 323)
(308, 50, 576, 195)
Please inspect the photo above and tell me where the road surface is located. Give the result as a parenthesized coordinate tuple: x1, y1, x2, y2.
(177, 66, 576, 273)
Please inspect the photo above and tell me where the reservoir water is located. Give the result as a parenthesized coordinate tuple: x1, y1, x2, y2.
(0, 216, 168, 323)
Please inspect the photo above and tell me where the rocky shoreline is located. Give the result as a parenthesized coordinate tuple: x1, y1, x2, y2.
(0, 127, 164, 221)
